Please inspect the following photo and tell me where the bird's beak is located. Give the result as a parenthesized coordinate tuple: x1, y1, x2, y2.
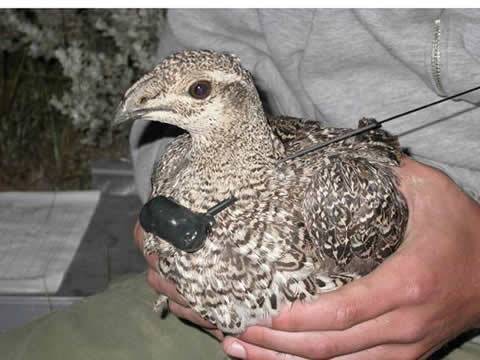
(113, 96, 172, 126)
(113, 75, 171, 126)
(113, 99, 131, 126)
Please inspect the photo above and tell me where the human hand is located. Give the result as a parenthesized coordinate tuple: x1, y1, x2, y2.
(133, 220, 224, 340)
(223, 158, 480, 360)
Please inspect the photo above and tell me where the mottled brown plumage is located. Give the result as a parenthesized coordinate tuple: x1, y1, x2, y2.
(115, 49, 408, 334)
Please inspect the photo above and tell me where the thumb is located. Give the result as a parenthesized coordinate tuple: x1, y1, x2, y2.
(271, 251, 417, 332)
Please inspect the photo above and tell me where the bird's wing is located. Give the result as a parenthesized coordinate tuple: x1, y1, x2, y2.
(268, 114, 355, 153)
(268, 115, 325, 142)
(303, 153, 408, 275)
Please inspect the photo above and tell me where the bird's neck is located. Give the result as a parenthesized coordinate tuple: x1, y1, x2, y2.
(188, 110, 283, 185)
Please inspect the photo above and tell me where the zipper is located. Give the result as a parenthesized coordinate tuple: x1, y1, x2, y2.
(431, 18, 447, 96)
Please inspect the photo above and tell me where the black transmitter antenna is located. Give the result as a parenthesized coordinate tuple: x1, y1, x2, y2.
(278, 85, 480, 164)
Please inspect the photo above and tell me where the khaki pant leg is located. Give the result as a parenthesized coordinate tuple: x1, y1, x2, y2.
(440, 341, 480, 360)
(0, 273, 227, 360)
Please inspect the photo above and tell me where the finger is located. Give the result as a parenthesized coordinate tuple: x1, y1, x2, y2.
(133, 218, 144, 250)
(146, 268, 189, 306)
(144, 251, 159, 270)
(134, 227, 160, 271)
(205, 328, 225, 342)
(271, 253, 418, 332)
(223, 337, 308, 360)
(225, 335, 437, 360)
(330, 344, 412, 360)
(134, 219, 165, 270)
(330, 341, 438, 360)
(240, 307, 430, 359)
(169, 300, 218, 329)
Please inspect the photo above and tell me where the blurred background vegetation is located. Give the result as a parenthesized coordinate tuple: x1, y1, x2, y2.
(0, 49, 127, 190)
(0, 9, 165, 190)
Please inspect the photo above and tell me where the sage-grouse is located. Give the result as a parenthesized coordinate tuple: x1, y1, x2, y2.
(115, 49, 408, 334)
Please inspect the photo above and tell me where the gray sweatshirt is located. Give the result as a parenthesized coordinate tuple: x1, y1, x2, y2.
(130, 9, 480, 203)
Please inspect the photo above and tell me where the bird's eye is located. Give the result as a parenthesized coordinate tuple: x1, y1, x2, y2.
(189, 80, 212, 100)
(139, 96, 148, 104)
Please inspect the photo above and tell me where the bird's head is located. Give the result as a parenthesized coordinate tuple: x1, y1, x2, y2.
(114, 49, 262, 137)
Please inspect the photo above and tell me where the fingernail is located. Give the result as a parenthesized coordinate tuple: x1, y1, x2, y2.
(226, 341, 246, 359)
